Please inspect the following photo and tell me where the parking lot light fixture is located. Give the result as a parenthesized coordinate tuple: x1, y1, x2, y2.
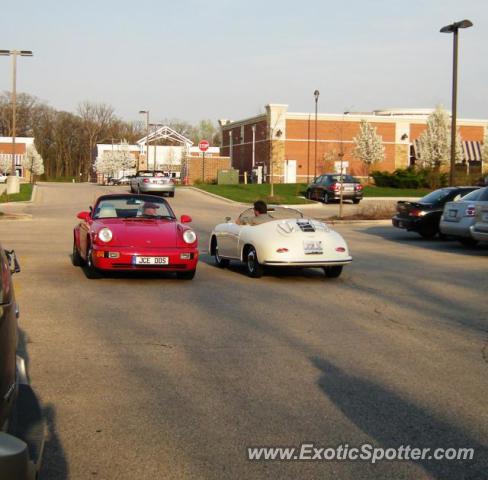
(0, 49, 34, 192)
(440, 20, 473, 186)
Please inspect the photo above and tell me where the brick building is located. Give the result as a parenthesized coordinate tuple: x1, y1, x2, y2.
(0, 136, 35, 179)
(219, 105, 487, 182)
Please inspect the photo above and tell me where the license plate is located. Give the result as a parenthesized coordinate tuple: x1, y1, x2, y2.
(133, 256, 169, 265)
(449, 210, 457, 218)
(303, 240, 323, 254)
(343, 186, 354, 192)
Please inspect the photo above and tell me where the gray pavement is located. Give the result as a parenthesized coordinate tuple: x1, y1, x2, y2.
(1, 183, 487, 479)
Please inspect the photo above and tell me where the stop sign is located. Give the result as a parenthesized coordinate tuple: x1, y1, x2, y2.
(198, 140, 210, 152)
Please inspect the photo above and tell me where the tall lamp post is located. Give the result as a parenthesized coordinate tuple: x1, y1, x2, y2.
(313, 90, 320, 178)
(440, 19, 473, 186)
(0, 49, 33, 194)
(138, 110, 150, 171)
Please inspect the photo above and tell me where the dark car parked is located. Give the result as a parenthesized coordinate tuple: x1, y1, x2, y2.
(392, 186, 479, 238)
(306, 174, 363, 204)
(0, 245, 44, 479)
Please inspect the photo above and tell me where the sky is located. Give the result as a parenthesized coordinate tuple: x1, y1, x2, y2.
(1, 0, 486, 124)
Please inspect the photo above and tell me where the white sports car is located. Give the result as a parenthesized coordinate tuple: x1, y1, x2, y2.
(209, 206, 352, 278)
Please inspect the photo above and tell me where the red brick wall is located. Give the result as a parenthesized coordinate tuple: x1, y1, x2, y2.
(187, 156, 231, 184)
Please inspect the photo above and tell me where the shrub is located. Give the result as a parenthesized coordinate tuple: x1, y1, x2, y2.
(371, 167, 448, 189)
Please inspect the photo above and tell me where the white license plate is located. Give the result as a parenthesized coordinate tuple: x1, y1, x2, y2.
(304, 240, 323, 254)
(343, 186, 354, 192)
(133, 256, 169, 265)
(449, 210, 457, 218)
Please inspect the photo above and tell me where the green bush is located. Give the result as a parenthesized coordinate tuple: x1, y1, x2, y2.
(371, 168, 448, 189)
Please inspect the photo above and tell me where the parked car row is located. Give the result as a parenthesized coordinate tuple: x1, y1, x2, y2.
(392, 186, 488, 246)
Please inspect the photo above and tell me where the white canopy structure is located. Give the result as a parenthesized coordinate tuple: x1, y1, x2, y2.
(137, 125, 193, 176)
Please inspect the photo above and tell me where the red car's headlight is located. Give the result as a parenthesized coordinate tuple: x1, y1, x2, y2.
(183, 230, 197, 244)
(97, 227, 113, 243)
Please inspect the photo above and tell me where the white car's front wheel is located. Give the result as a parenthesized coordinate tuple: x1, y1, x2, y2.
(246, 247, 264, 278)
(214, 241, 230, 268)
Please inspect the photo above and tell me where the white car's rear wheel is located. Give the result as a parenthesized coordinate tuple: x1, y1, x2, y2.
(246, 247, 263, 278)
(323, 265, 343, 278)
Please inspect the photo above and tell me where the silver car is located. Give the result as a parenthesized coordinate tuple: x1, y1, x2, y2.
(130, 170, 175, 197)
(470, 203, 488, 244)
(440, 187, 487, 246)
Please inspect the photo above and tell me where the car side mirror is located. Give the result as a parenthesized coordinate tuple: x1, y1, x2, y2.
(180, 215, 192, 223)
(5, 250, 20, 274)
(0, 432, 32, 479)
(77, 211, 91, 221)
(225, 216, 232, 223)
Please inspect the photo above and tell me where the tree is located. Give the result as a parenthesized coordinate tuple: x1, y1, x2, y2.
(353, 120, 385, 177)
(417, 105, 464, 169)
(481, 130, 488, 168)
(78, 101, 115, 180)
(22, 145, 44, 183)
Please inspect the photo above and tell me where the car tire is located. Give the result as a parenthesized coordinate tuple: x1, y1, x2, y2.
(459, 237, 478, 247)
(214, 242, 230, 268)
(246, 247, 264, 278)
(353, 199, 361, 204)
(169, 192, 175, 198)
(418, 226, 437, 239)
(176, 269, 196, 280)
(85, 246, 102, 279)
(322, 192, 330, 204)
(305, 189, 311, 199)
(323, 265, 343, 278)
(72, 240, 84, 267)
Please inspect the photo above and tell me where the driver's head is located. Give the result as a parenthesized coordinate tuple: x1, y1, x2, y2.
(253, 200, 267, 216)
(142, 202, 159, 216)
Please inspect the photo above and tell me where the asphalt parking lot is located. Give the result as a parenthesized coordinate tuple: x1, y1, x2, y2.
(1, 183, 487, 479)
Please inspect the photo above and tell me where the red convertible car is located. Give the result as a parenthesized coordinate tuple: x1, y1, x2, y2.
(72, 194, 198, 279)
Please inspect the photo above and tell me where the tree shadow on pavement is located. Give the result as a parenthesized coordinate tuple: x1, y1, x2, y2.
(18, 329, 69, 479)
(39, 405, 69, 480)
(311, 356, 488, 480)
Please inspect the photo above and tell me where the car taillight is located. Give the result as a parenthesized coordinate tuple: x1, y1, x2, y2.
(409, 209, 426, 217)
(465, 205, 475, 217)
(355, 184, 363, 191)
(276, 248, 289, 253)
(143, 178, 150, 183)
(331, 183, 340, 191)
(335, 247, 346, 252)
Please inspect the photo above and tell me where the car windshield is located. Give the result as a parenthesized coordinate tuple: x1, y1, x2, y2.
(238, 206, 303, 223)
(93, 195, 176, 219)
(420, 188, 453, 204)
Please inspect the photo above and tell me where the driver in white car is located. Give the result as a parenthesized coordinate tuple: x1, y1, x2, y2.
(237, 200, 273, 226)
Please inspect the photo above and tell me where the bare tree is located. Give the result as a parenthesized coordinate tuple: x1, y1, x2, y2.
(78, 101, 115, 181)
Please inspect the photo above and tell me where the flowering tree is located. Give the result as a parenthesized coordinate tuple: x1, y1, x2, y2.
(482, 130, 488, 168)
(22, 145, 45, 183)
(353, 120, 385, 177)
(417, 105, 463, 169)
(0, 155, 11, 174)
(94, 140, 135, 181)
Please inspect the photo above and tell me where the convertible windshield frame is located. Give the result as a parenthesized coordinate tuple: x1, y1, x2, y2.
(92, 194, 176, 220)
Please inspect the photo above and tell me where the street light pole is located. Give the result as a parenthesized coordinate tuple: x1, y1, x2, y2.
(139, 110, 150, 171)
(440, 19, 473, 186)
(0, 49, 33, 194)
(314, 90, 320, 178)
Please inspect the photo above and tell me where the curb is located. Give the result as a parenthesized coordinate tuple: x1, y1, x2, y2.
(323, 219, 392, 226)
(0, 184, 37, 206)
(0, 213, 32, 220)
(189, 187, 318, 207)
